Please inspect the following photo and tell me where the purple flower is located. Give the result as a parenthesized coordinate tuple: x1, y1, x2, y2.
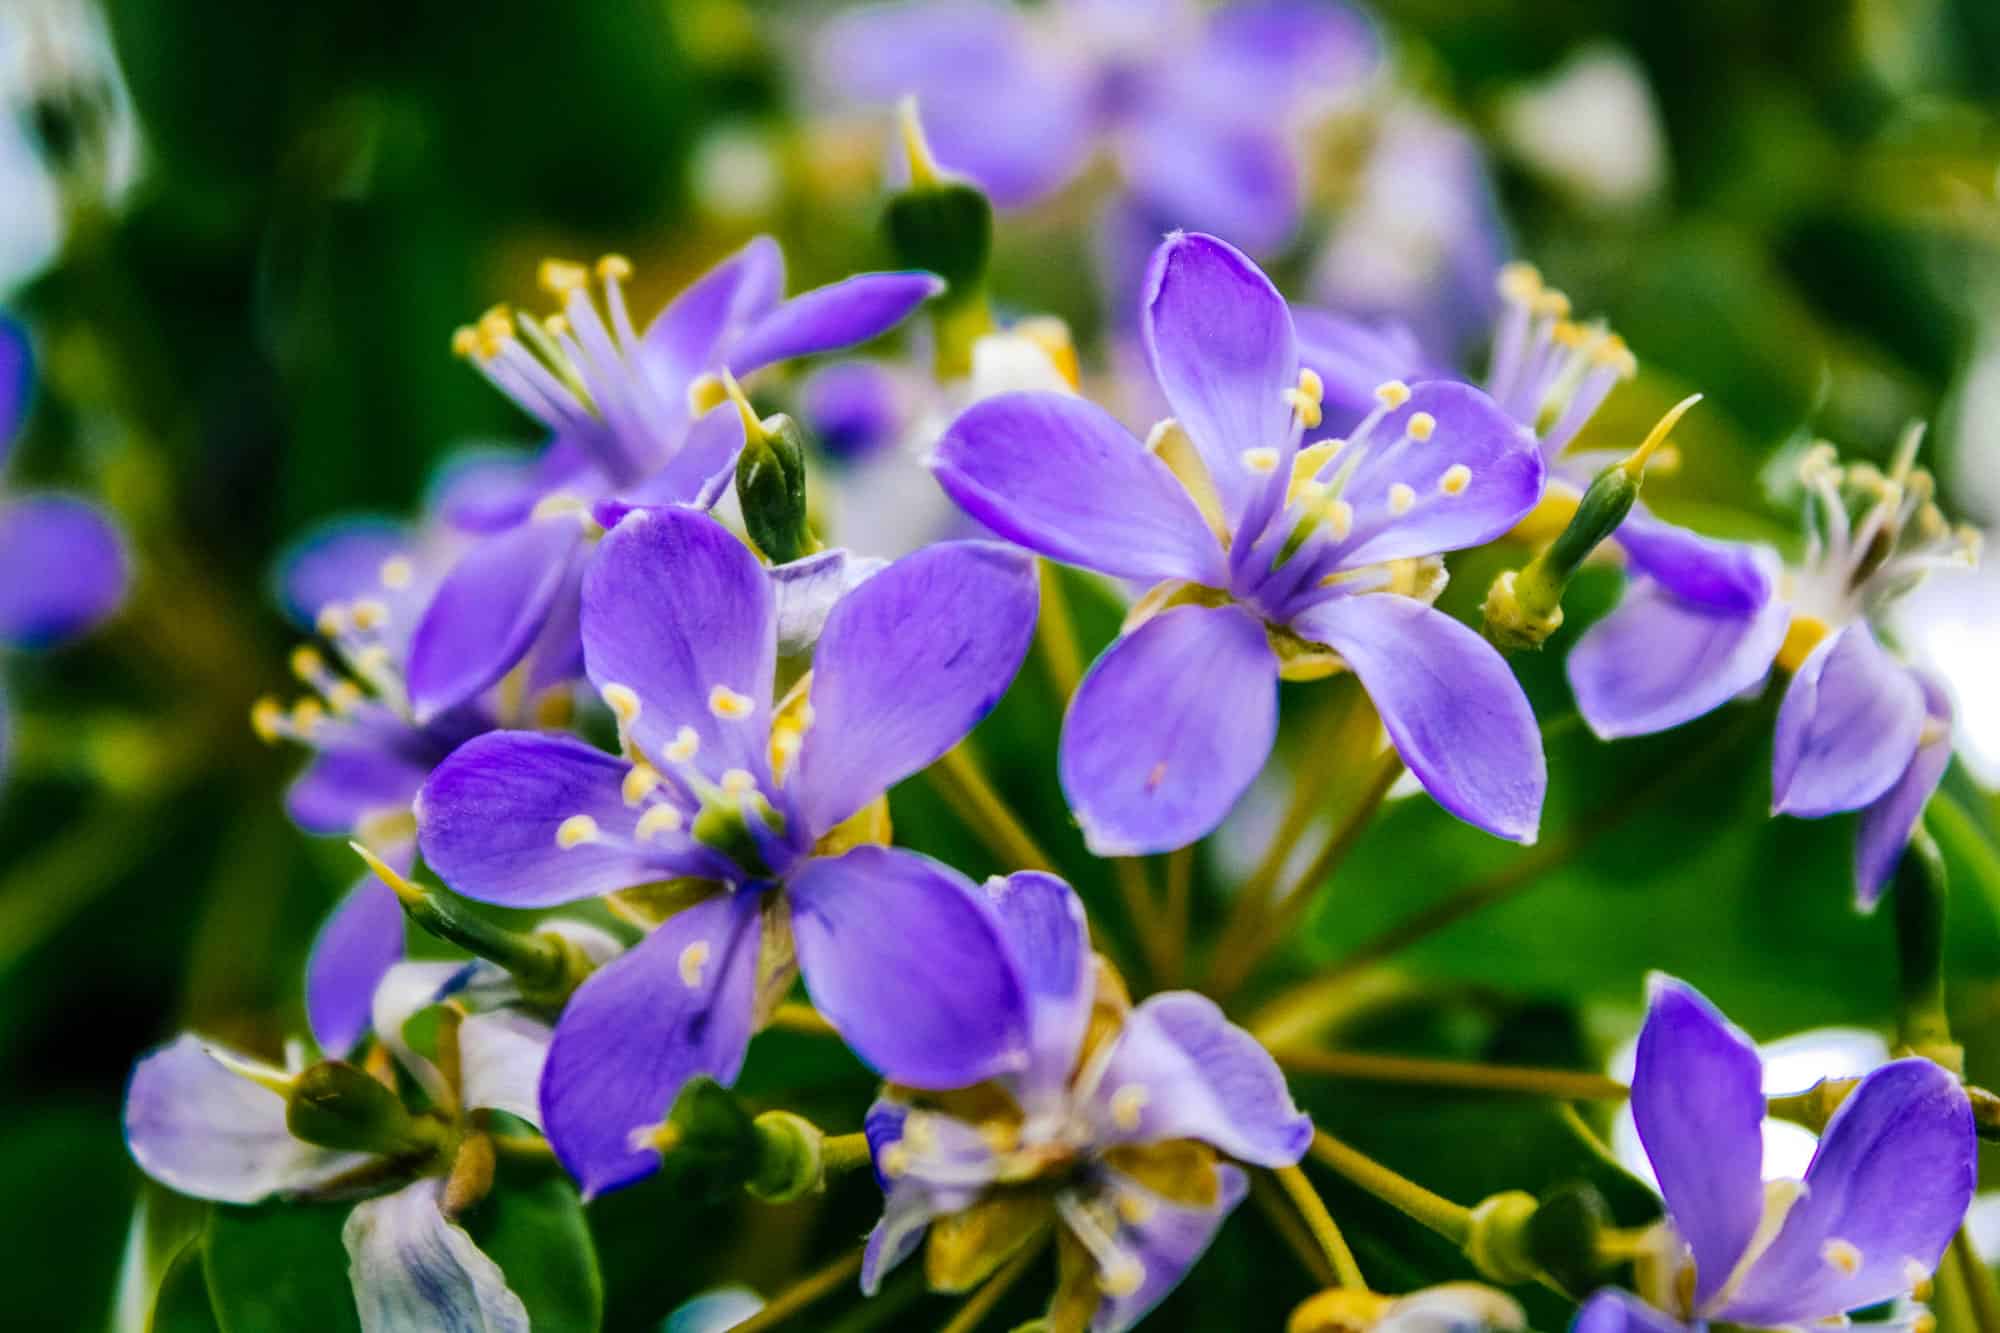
(0, 313, 129, 783)
(1570, 974, 1973, 1332)
(122, 949, 607, 1331)
(860, 870, 1308, 1331)
(933, 232, 1548, 855)
(406, 241, 942, 721)
(414, 506, 1040, 1197)
(261, 516, 498, 1057)
(1565, 435, 1980, 907)
(1307, 101, 1508, 365)
(817, 0, 1377, 257)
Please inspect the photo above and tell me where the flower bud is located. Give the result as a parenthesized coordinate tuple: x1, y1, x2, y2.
(745, 1111, 824, 1202)
(286, 1060, 447, 1159)
(1523, 1181, 1613, 1293)
(735, 412, 813, 565)
(883, 99, 992, 301)
(1462, 1190, 1541, 1285)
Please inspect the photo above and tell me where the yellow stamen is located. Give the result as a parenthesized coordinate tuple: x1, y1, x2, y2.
(596, 254, 633, 282)
(555, 814, 600, 849)
(1405, 411, 1436, 442)
(379, 556, 414, 590)
(1439, 463, 1472, 496)
(600, 683, 642, 725)
(250, 697, 285, 744)
(1374, 380, 1410, 409)
(1387, 483, 1415, 516)
(622, 765, 661, 807)
(708, 684, 754, 720)
(635, 804, 684, 842)
(537, 258, 589, 297)
(1242, 447, 1280, 475)
(1776, 614, 1830, 673)
(1110, 1084, 1150, 1132)
(678, 940, 711, 988)
(666, 726, 700, 763)
(1821, 1238, 1862, 1276)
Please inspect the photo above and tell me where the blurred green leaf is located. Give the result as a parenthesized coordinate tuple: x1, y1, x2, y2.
(204, 1202, 361, 1333)
(464, 1164, 604, 1332)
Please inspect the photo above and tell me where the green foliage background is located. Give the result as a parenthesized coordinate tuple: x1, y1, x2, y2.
(5, 0, 2000, 1328)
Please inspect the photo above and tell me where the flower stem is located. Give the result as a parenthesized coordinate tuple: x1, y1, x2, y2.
(938, 1233, 1047, 1333)
(1207, 689, 1367, 977)
(1271, 1048, 1628, 1102)
(1893, 823, 1962, 1073)
(1159, 845, 1194, 985)
(1952, 1228, 2000, 1331)
(928, 742, 1056, 873)
(1250, 1172, 1336, 1288)
(1113, 855, 1171, 986)
(1208, 747, 1403, 1001)
(1034, 561, 1086, 703)
(1309, 1130, 1471, 1247)
(730, 1247, 865, 1333)
(1273, 1165, 1369, 1290)
(818, 1132, 874, 1178)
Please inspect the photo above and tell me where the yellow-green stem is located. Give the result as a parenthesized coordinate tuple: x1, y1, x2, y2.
(1209, 748, 1404, 1000)
(1034, 561, 1086, 703)
(1309, 1130, 1471, 1247)
(767, 1003, 839, 1037)
(730, 1247, 865, 1333)
(1159, 845, 1194, 985)
(1953, 1228, 2000, 1332)
(1112, 856, 1171, 986)
(819, 1132, 874, 1177)
(1272, 1048, 1629, 1102)
(928, 743, 1056, 873)
(1273, 1165, 1369, 1290)
(1250, 1172, 1336, 1288)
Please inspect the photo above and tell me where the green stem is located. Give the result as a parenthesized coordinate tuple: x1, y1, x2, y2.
(1159, 845, 1194, 986)
(1034, 561, 1086, 703)
(927, 743, 1056, 873)
(1894, 822, 1961, 1073)
(819, 1132, 874, 1178)
(1272, 1048, 1628, 1102)
(729, 1247, 865, 1333)
(1208, 747, 1403, 1001)
(1273, 1165, 1369, 1290)
(1112, 856, 1170, 987)
(1309, 1130, 1471, 1247)
(1953, 1228, 2000, 1332)
(1250, 1173, 1336, 1288)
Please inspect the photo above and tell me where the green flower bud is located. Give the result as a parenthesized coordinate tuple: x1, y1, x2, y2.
(1524, 1181, 1613, 1293)
(745, 1111, 824, 1203)
(1484, 393, 1701, 653)
(883, 98, 992, 300)
(287, 1061, 448, 1159)
(735, 412, 813, 565)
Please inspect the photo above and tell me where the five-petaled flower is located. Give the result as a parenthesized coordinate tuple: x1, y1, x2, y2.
(1569, 974, 1974, 1333)
(1566, 430, 1981, 905)
(933, 231, 1548, 856)
(861, 870, 1309, 1332)
(414, 505, 1040, 1197)
(404, 239, 942, 722)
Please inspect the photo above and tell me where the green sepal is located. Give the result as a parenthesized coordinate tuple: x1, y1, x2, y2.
(883, 180, 992, 303)
(285, 1061, 448, 1159)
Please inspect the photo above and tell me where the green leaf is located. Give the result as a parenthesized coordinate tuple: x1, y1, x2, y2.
(463, 1162, 603, 1332)
(204, 1202, 361, 1333)
(109, 1187, 208, 1333)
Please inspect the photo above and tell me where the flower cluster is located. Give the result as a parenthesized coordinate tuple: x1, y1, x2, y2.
(106, 17, 1995, 1333)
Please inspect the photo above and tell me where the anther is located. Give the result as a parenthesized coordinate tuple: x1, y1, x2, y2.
(1242, 447, 1280, 475)
(555, 814, 600, 849)
(666, 726, 700, 763)
(1906, 1258, 1934, 1302)
(1374, 380, 1411, 409)
(721, 769, 757, 798)
(251, 697, 285, 744)
(595, 254, 633, 281)
(1820, 1238, 1862, 1276)
(315, 603, 349, 637)
(378, 556, 414, 590)
(678, 940, 710, 988)
(708, 685, 754, 719)
(622, 765, 661, 806)
(1405, 411, 1436, 442)
(349, 600, 390, 632)
(635, 804, 684, 842)
(1440, 463, 1472, 496)
(600, 683, 642, 725)
(1110, 1084, 1149, 1132)
(537, 258, 589, 297)
(1325, 498, 1354, 541)
(1498, 262, 1542, 303)
(1388, 483, 1416, 516)
(1100, 1259, 1144, 1297)
(290, 698, 327, 736)
(290, 646, 326, 683)
(1115, 1193, 1155, 1226)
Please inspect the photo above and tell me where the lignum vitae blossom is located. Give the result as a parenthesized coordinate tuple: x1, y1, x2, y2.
(1566, 430, 1981, 904)
(405, 239, 942, 723)
(1570, 974, 1974, 1332)
(933, 231, 1548, 856)
(414, 505, 1041, 1197)
(255, 510, 504, 1056)
(123, 937, 616, 1333)
(860, 870, 1309, 1332)
(0, 311, 129, 786)
(816, 0, 1378, 259)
